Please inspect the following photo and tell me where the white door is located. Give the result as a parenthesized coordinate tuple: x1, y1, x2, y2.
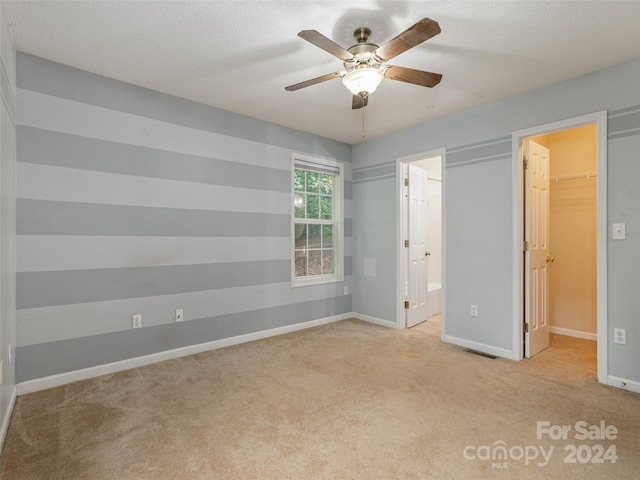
(406, 164, 429, 328)
(525, 140, 551, 357)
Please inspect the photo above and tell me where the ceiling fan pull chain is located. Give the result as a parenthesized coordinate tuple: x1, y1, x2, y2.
(362, 106, 366, 138)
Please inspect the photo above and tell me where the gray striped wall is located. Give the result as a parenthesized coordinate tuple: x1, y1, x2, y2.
(15, 53, 353, 382)
(351, 95, 640, 351)
(352, 106, 640, 183)
(0, 2, 17, 426)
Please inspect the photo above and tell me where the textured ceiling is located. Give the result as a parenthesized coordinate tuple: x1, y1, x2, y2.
(4, 1, 640, 145)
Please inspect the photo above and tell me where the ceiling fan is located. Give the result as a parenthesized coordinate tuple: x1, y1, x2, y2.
(285, 17, 443, 110)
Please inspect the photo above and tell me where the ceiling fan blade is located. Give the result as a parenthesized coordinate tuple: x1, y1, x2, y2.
(298, 30, 354, 61)
(285, 72, 342, 91)
(375, 18, 441, 61)
(384, 65, 442, 88)
(351, 95, 369, 110)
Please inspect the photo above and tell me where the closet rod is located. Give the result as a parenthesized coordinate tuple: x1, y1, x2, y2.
(550, 171, 597, 182)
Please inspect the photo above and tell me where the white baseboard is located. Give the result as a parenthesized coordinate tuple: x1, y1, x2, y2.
(351, 312, 399, 329)
(443, 334, 513, 360)
(550, 326, 597, 341)
(607, 375, 640, 394)
(16, 313, 351, 396)
(0, 385, 17, 454)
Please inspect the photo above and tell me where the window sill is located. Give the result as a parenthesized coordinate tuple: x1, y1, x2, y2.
(291, 274, 344, 288)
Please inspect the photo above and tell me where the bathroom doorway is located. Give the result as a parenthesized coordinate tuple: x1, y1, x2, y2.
(396, 149, 445, 332)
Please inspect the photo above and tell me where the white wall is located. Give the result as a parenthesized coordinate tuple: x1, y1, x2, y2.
(352, 57, 640, 385)
(427, 179, 442, 287)
(414, 157, 442, 288)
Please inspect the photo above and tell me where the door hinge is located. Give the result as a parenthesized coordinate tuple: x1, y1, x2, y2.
(404, 301, 409, 309)
(404, 240, 409, 248)
(523, 156, 528, 170)
(524, 323, 529, 333)
(523, 240, 529, 251)
(404, 178, 409, 187)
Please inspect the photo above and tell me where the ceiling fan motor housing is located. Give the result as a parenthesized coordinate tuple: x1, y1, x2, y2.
(346, 27, 382, 67)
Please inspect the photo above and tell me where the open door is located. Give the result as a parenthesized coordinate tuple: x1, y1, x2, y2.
(406, 164, 429, 328)
(524, 139, 551, 357)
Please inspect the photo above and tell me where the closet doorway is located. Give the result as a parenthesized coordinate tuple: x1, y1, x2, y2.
(528, 125, 598, 348)
(512, 111, 607, 383)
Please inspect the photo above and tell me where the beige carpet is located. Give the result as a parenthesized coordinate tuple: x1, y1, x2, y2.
(1, 317, 639, 479)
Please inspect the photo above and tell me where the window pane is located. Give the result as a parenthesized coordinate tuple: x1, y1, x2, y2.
(294, 224, 307, 248)
(322, 225, 333, 248)
(320, 195, 332, 220)
(294, 170, 306, 192)
(294, 194, 305, 219)
(308, 224, 321, 248)
(306, 172, 320, 192)
(308, 250, 322, 276)
(292, 159, 342, 285)
(319, 174, 333, 194)
(323, 250, 334, 274)
(295, 250, 307, 277)
(306, 194, 319, 219)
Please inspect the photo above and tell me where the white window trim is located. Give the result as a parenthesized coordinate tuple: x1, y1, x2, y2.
(291, 153, 344, 288)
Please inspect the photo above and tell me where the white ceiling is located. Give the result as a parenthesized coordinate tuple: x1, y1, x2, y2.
(4, 1, 640, 145)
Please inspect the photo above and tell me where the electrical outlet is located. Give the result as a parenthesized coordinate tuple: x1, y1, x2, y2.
(614, 328, 626, 345)
(344, 286, 349, 296)
(176, 308, 184, 322)
(132, 314, 142, 329)
(470, 305, 478, 317)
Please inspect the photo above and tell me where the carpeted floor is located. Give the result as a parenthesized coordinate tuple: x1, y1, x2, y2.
(1, 317, 638, 479)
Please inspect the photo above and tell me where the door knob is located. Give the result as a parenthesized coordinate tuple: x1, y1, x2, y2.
(425, 251, 431, 256)
(546, 256, 555, 263)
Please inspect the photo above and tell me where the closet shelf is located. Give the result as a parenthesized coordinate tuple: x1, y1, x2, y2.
(550, 171, 597, 182)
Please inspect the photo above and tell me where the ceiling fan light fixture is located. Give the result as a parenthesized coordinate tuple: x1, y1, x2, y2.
(342, 67, 384, 97)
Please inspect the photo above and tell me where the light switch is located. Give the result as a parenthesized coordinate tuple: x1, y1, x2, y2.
(612, 223, 626, 240)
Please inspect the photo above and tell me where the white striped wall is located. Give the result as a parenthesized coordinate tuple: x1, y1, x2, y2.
(16, 54, 353, 381)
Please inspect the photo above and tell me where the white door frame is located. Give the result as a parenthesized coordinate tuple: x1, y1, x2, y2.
(511, 111, 607, 384)
(396, 148, 446, 333)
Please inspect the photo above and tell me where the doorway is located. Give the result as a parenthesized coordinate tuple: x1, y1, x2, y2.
(396, 149, 445, 332)
(512, 112, 607, 383)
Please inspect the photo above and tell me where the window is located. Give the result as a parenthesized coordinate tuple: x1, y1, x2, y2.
(292, 155, 343, 287)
